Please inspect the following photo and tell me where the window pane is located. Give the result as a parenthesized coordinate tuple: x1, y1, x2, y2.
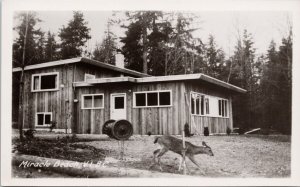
(37, 114, 44, 125)
(135, 93, 146, 107)
(205, 98, 210, 114)
(33, 76, 39, 90)
(200, 96, 204, 115)
(115, 96, 124, 109)
(191, 97, 195, 114)
(218, 100, 222, 116)
(196, 97, 200, 115)
(84, 96, 93, 108)
(147, 92, 158, 106)
(222, 100, 225, 117)
(159, 92, 171, 106)
(94, 95, 103, 108)
(45, 114, 51, 124)
(224, 100, 227, 117)
(41, 74, 57, 89)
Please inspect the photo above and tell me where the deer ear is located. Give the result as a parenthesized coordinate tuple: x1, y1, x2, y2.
(202, 141, 207, 147)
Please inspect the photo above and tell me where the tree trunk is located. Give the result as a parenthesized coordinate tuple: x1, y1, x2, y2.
(18, 70, 25, 141)
(18, 12, 29, 141)
(142, 25, 148, 74)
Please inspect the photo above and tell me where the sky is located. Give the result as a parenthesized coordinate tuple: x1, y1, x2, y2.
(14, 11, 292, 57)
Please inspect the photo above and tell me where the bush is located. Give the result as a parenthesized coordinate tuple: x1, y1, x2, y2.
(238, 127, 246, 135)
(226, 127, 232, 135)
(204, 127, 209, 136)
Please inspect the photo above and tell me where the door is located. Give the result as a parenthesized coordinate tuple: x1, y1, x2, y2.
(110, 93, 126, 120)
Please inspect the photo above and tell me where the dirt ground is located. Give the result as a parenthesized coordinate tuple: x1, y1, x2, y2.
(12, 132, 291, 178)
(85, 135, 291, 177)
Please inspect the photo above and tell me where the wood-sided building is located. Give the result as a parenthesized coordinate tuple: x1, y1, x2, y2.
(12, 57, 246, 135)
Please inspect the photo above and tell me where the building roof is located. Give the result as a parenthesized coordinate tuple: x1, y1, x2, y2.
(12, 57, 150, 78)
(73, 74, 247, 93)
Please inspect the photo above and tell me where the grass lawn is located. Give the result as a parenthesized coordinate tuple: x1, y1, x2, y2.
(12, 133, 291, 178)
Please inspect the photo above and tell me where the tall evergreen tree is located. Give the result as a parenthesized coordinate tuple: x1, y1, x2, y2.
(121, 11, 166, 74)
(204, 35, 226, 80)
(13, 12, 44, 67)
(59, 11, 91, 59)
(13, 11, 44, 140)
(45, 31, 59, 61)
(93, 21, 117, 65)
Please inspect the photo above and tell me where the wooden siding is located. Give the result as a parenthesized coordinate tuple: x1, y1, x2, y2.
(22, 65, 74, 131)
(74, 81, 187, 135)
(185, 80, 233, 134)
(18, 63, 126, 131)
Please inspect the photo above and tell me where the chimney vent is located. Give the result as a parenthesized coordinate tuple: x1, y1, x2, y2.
(115, 53, 124, 68)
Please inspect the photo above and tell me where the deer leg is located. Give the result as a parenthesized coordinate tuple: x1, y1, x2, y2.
(157, 148, 168, 171)
(188, 155, 201, 169)
(178, 156, 183, 171)
(149, 149, 160, 169)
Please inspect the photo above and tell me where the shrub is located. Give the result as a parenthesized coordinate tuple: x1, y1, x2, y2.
(24, 129, 36, 140)
(49, 121, 57, 132)
(204, 127, 209, 136)
(226, 127, 232, 135)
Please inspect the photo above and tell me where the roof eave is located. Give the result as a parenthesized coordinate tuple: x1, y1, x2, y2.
(199, 74, 247, 93)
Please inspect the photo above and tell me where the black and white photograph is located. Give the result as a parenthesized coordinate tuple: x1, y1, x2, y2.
(1, 0, 300, 186)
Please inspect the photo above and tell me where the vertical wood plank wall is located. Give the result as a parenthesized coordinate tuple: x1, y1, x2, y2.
(21, 63, 126, 131)
(22, 65, 75, 130)
(74, 81, 187, 135)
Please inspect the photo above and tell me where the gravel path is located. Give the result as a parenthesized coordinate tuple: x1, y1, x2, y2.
(84, 135, 291, 177)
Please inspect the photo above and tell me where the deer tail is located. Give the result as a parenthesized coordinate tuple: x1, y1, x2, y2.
(154, 136, 159, 144)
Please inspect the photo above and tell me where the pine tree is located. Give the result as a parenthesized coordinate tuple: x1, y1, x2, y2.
(13, 12, 44, 67)
(93, 21, 117, 65)
(204, 35, 226, 80)
(45, 31, 59, 61)
(59, 11, 91, 59)
(13, 11, 44, 140)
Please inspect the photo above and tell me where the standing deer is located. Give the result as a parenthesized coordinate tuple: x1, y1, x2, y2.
(150, 135, 214, 171)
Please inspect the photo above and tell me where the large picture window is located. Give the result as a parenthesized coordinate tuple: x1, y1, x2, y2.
(82, 94, 104, 109)
(31, 72, 59, 92)
(36, 112, 52, 127)
(191, 92, 229, 118)
(133, 90, 172, 108)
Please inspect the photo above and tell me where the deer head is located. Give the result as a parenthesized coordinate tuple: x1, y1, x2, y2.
(201, 141, 214, 156)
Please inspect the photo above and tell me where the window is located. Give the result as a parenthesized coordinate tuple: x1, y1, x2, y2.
(218, 99, 228, 117)
(84, 73, 96, 82)
(205, 98, 210, 114)
(133, 90, 172, 108)
(36, 112, 52, 127)
(191, 93, 207, 115)
(115, 96, 125, 109)
(82, 94, 104, 109)
(32, 72, 59, 92)
(190, 92, 229, 118)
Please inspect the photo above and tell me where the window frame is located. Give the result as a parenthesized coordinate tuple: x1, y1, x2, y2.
(31, 72, 59, 92)
(84, 73, 96, 82)
(35, 112, 52, 127)
(133, 90, 172, 108)
(190, 91, 229, 118)
(218, 98, 229, 118)
(81, 93, 105, 109)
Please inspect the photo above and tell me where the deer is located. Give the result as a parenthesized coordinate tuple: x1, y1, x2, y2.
(150, 135, 214, 172)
